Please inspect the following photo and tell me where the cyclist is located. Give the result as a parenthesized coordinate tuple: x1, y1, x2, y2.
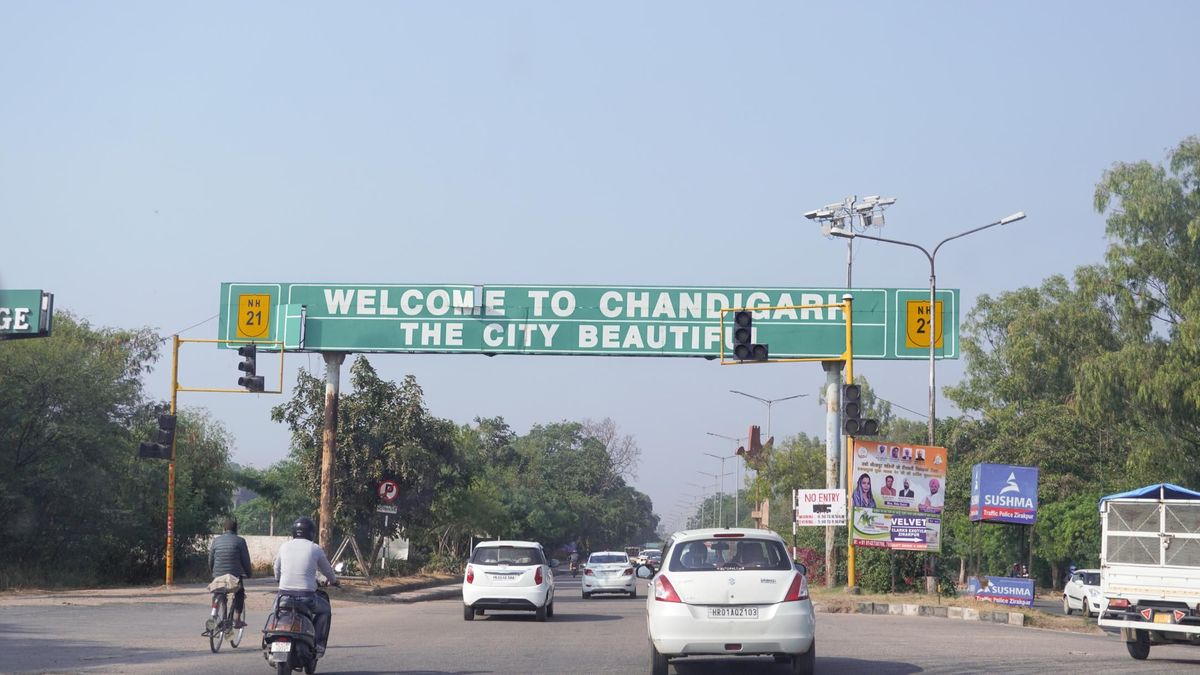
(274, 517, 338, 656)
(208, 517, 252, 628)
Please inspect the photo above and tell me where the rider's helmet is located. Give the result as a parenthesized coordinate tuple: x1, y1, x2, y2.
(292, 516, 316, 541)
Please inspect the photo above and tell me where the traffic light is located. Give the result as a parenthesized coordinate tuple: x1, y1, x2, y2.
(841, 384, 880, 436)
(731, 310, 768, 362)
(237, 344, 265, 392)
(138, 413, 176, 460)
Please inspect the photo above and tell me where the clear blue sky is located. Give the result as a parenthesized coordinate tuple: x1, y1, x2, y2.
(3, 2, 1197, 532)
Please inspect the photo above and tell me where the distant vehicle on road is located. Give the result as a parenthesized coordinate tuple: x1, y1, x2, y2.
(582, 551, 637, 598)
(639, 528, 815, 675)
(638, 548, 663, 569)
(462, 540, 557, 622)
(1062, 568, 1101, 617)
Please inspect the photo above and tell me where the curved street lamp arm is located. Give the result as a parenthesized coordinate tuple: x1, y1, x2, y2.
(932, 212, 1027, 260)
(838, 231, 933, 270)
(729, 390, 768, 404)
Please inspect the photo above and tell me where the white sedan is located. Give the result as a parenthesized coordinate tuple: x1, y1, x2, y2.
(582, 551, 637, 598)
(1063, 568, 1102, 617)
(640, 528, 816, 675)
(462, 540, 556, 621)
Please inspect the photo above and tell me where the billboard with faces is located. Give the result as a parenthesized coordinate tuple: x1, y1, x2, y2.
(850, 439, 948, 552)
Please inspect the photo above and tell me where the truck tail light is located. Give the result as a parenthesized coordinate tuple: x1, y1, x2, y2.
(1107, 598, 1128, 609)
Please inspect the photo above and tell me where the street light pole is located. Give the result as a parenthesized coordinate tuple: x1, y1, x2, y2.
(728, 391, 808, 438)
(704, 451, 737, 526)
(698, 471, 722, 527)
(829, 211, 1026, 443)
(686, 483, 709, 527)
(707, 432, 746, 526)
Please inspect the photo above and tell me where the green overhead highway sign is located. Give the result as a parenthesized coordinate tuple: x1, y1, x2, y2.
(0, 289, 54, 340)
(217, 283, 958, 360)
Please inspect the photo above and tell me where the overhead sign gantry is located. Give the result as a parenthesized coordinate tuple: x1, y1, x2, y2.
(217, 282, 959, 360)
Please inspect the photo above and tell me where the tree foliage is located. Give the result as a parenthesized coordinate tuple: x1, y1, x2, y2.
(0, 314, 233, 587)
(271, 357, 461, 542)
(270, 358, 658, 567)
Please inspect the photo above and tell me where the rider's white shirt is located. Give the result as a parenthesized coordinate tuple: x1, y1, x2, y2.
(274, 539, 337, 592)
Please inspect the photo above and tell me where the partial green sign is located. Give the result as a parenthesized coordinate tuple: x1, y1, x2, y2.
(0, 289, 54, 340)
(218, 283, 958, 360)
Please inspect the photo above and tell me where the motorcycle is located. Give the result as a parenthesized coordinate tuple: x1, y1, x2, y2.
(569, 560, 579, 578)
(262, 584, 333, 675)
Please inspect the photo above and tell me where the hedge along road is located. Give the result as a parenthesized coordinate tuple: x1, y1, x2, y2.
(3, 577, 1199, 674)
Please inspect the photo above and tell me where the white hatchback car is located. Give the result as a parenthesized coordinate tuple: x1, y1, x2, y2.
(462, 540, 556, 621)
(582, 551, 637, 598)
(641, 528, 815, 675)
(1063, 568, 1101, 617)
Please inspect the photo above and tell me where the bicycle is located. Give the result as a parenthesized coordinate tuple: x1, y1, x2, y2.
(203, 582, 246, 653)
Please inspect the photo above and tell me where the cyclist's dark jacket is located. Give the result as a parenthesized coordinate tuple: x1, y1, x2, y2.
(209, 532, 252, 578)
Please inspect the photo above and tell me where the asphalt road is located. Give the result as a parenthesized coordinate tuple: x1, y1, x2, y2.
(4, 575, 1200, 674)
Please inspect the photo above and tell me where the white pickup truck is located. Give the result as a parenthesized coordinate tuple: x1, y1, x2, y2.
(1098, 483, 1200, 660)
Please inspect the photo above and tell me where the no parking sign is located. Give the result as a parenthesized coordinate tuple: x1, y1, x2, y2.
(377, 479, 399, 504)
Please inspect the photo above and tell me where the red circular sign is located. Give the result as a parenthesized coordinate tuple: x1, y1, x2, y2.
(377, 480, 399, 503)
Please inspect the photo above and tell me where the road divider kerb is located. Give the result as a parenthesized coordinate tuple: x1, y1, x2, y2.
(837, 601, 1026, 627)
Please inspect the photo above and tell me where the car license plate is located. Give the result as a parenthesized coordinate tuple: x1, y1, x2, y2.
(1153, 612, 1174, 624)
(270, 642, 292, 652)
(708, 606, 759, 619)
(491, 574, 518, 582)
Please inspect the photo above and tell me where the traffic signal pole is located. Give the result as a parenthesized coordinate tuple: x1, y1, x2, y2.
(843, 295, 857, 589)
(158, 337, 283, 586)
(166, 335, 180, 586)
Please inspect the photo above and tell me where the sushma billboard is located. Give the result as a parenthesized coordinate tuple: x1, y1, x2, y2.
(969, 463, 1039, 524)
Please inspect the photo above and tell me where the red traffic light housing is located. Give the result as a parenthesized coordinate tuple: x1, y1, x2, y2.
(731, 310, 768, 362)
(842, 384, 880, 436)
(237, 344, 265, 392)
(138, 413, 176, 460)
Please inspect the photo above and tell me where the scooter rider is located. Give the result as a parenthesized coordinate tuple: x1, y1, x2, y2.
(273, 517, 338, 656)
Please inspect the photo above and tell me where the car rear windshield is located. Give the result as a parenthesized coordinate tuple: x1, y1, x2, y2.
(471, 546, 545, 566)
(589, 554, 628, 565)
(668, 538, 791, 572)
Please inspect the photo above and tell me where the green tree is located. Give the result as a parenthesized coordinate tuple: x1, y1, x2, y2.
(1079, 136, 1200, 484)
(271, 357, 462, 545)
(0, 313, 233, 586)
(233, 459, 316, 536)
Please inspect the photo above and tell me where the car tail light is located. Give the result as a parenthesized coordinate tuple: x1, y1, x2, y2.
(654, 575, 682, 603)
(466, 565, 474, 584)
(1108, 598, 1129, 609)
(585, 568, 594, 576)
(535, 567, 543, 585)
(783, 573, 809, 602)
(623, 567, 634, 576)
